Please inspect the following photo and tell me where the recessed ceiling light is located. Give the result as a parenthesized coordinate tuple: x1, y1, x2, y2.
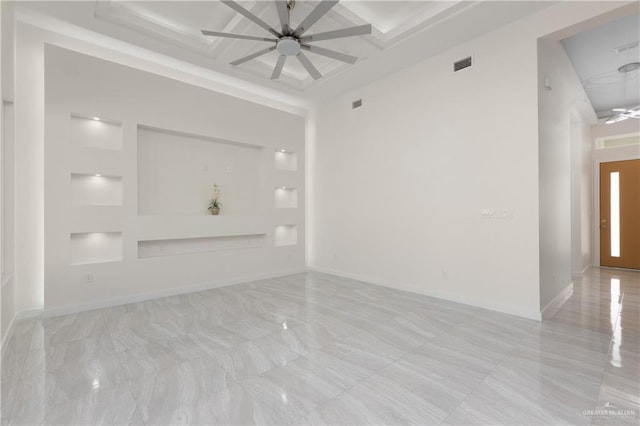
(280, 149, 286, 152)
(618, 62, 640, 73)
(95, 173, 102, 177)
(92, 117, 100, 121)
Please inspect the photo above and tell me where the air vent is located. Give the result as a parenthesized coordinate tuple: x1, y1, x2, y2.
(615, 41, 639, 53)
(454, 56, 472, 72)
(352, 99, 363, 109)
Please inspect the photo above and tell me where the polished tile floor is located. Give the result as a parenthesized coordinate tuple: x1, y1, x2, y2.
(1, 268, 638, 425)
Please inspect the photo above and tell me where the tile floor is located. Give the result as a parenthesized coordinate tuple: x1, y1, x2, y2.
(1, 267, 638, 425)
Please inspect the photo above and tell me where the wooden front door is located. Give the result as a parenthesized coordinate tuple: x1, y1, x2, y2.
(600, 159, 640, 269)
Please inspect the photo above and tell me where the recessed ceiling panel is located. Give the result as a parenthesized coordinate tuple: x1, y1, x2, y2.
(562, 13, 640, 117)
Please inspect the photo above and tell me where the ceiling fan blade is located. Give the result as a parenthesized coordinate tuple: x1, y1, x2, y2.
(301, 44, 357, 64)
(300, 24, 372, 42)
(230, 46, 277, 66)
(201, 30, 277, 42)
(221, 0, 281, 38)
(293, 0, 339, 37)
(271, 55, 287, 79)
(296, 52, 322, 80)
(274, 0, 290, 35)
(605, 115, 629, 124)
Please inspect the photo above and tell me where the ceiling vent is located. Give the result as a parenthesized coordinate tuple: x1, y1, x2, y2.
(352, 99, 363, 109)
(615, 41, 639, 53)
(454, 56, 472, 72)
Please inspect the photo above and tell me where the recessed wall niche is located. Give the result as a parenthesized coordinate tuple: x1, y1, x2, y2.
(275, 225, 298, 247)
(274, 150, 297, 171)
(71, 115, 122, 150)
(70, 232, 122, 265)
(138, 234, 266, 258)
(71, 173, 123, 206)
(274, 187, 298, 208)
(137, 126, 263, 216)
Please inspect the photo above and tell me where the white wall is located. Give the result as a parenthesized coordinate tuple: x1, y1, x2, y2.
(538, 37, 596, 312)
(13, 23, 45, 314)
(1, 103, 16, 345)
(313, 18, 542, 319)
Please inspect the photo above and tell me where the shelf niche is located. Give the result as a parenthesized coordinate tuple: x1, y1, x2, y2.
(71, 173, 123, 206)
(274, 187, 297, 208)
(275, 225, 297, 247)
(137, 125, 263, 216)
(274, 150, 297, 171)
(71, 115, 122, 150)
(71, 232, 123, 265)
(138, 234, 265, 258)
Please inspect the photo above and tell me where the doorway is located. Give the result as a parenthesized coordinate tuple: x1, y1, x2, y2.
(600, 159, 640, 269)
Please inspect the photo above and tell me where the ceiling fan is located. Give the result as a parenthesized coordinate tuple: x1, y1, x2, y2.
(605, 106, 640, 124)
(201, 0, 372, 80)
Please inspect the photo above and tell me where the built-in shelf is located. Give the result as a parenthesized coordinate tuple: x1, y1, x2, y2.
(70, 232, 123, 265)
(138, 234, 265, 258)
(71, 173, 123, 206)
(274, 150, 297, 171)
(274, 187, 298, 208)
(275, 225, 297, 247)
(136, 215, 268, 242)
(71, 115, 122, 151)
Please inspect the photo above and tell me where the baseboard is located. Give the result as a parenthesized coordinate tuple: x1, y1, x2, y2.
(308, 266, 542, 321)
(42, 267, 307, 318)
(541, 281, 574, 320)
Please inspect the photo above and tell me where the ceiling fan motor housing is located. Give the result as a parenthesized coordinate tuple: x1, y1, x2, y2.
(277, 37, 301, 56)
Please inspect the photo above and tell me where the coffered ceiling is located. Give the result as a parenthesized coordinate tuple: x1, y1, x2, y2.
(15, 1, 554, 99)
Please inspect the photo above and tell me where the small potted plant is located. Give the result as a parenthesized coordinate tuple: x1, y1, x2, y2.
(208, 183, 222, 215)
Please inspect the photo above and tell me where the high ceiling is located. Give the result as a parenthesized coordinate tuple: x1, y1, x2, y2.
(16, 1, 554, 99)
(562, 13, 640, 119)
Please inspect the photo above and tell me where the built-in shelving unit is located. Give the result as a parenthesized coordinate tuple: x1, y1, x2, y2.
(274, 150, 297, 171)
(45, 46, 306, 311)
(69, 113, 125, 266)
(274, 225, 298, 247)
(71, 232, 123, 265)
(138, 233, 265, 258)
(274, 187, 298, 209)
(274, 149, 299, 247)
(71, 115, 122, 150)
(71, 173, 123, 206)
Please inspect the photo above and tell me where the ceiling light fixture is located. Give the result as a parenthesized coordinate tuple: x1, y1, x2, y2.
(605, 62, 640, 124)
(92, 117, 100, 121)
(617, 62, 640, 73)
(201, 0, 372, 80)
(95, 173, 102, 177)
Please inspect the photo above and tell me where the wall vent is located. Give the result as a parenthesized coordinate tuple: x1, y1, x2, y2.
(615, 41, 639, 53)
(352, 99, 363, 109)
(454, 56, 472, 72)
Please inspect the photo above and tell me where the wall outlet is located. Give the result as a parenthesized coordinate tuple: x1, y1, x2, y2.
(85, 273, 94, 284)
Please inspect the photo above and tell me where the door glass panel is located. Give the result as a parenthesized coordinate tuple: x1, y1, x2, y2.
(611, 171, 620, 257)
